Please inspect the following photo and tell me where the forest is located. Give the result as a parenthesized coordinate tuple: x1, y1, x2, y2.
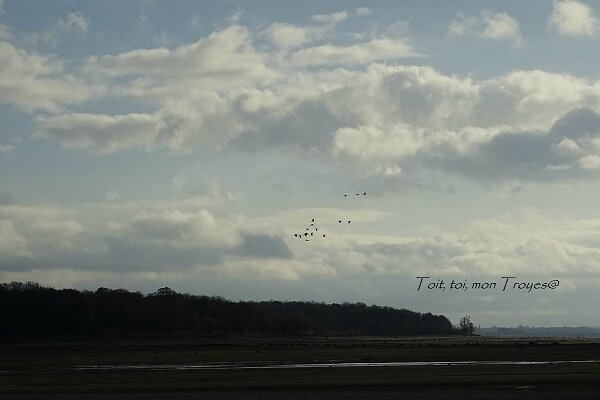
(0, 281, 458, 340)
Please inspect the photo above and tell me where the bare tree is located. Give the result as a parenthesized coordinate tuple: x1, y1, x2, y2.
(459, 315, 474, 335)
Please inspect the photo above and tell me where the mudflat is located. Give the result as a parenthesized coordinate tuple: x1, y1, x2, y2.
(2, 336, 600, 399)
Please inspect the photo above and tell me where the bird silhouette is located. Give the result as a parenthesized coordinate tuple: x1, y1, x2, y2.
(304, 232, 308, 236)
(322, 234, 326, 237)
(338, 220, 342, 223)
(311, 218, 315, 222)
(363, 192, 366, 195)
(348, 220, 351, 223)
(343, 194, 348, 197)
(310, 232, 313, 236)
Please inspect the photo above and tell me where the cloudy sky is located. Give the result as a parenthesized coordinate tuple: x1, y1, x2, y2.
(3, 0, 600, 327)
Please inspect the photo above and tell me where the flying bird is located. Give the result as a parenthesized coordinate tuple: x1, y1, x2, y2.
(322, 234, 326, 237)
(348, 220, 351, 223)
(344, 194, 348, 197)
(338, 220, 342, 223)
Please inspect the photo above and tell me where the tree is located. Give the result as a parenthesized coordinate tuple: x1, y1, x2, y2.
(154, 287, 178, 296)
(0, 281, 457, 339)
(459, 315, 474, 335)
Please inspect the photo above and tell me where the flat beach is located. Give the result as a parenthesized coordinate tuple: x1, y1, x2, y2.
(3, 336, 600, 399)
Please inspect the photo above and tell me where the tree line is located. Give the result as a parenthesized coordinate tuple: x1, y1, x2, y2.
(0, 281, 461, 340)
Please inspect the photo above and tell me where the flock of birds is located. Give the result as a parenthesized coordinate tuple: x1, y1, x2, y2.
(293, 192, 367, 242)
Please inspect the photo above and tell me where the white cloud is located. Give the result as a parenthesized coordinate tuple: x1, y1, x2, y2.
(38, 31, 600, 185)
(549, 0, 599, 36)
(290, 37, 416, 66)
(7, 7, 600, 327)
(4, 195, 600, 325)
(263, 22, 317, 48)
(344, 209, 600, 279)
(216, 258, 333, 281)
(58, 11, 90, 32)
(0, 41, 99, 112)
(3, 202, 600, 302)
(130, 209, 240, 249)
(383, 165, 402, 176)
(554, 137, 581, 154)
(0, 205, 93, 261)
(448, 13, 477, 36)
(481, 11, 522, 44)
(312, 11, 348, 24)
(578, 154, 600, 169)
(334, 125, 424, 161)
(86, 25, 277, 89)
(0, 219, 31, 259)
(356, 8, 372, 16)
(18, 22, 600, 185)
(328, 66, 600, 182)
(35, 113, 160, 153)
(0, 197, 295, 274)
(449, 10, 522, 45)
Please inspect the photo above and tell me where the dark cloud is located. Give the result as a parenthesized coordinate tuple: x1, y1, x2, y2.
(239, 233, 292, 259)
(0, 218, 291, 273)
(102, 235, 225, 270)
(426, 108, 600, 182)
(0, 234, 224, 272)
(0, 232, 291, 272)
(229, 99, 345, 153)
(550, 107, 600, 140)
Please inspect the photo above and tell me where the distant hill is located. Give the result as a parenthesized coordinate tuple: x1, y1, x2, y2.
(0, 281, 456, 340)
(477, 325, 600, 337)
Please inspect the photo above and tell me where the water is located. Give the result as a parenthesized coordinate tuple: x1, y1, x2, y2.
(73, 359, 600, 371)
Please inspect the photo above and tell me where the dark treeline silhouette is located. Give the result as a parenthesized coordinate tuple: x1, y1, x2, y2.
(0, 282, 455, 340)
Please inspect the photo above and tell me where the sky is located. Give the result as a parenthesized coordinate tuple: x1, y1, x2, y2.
(2, 0, 600, 327)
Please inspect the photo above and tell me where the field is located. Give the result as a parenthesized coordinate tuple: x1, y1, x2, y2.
(2, 336, 600, 399)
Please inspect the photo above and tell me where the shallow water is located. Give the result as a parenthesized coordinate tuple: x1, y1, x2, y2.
(74, 359, 600, 371)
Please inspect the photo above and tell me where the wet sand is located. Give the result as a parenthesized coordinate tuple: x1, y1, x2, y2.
(2, 336, 600, 398)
